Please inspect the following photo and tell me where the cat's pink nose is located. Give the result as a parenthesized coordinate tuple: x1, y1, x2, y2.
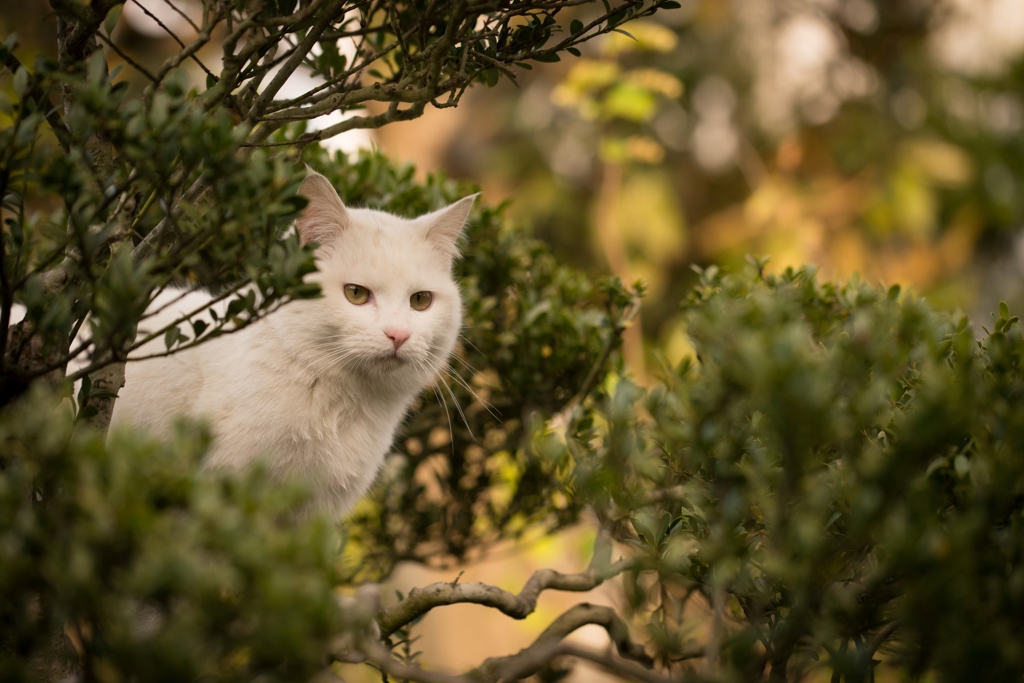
(385, 328, 410, 350)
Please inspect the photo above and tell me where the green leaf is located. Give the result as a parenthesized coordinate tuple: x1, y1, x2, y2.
(954, 455, 971, 478)
(77, 374, 92, 411)
(631, 518, 656, 546)
(533, 53, 561, 63)
(104, 4, 122, 36)
(567, 47, 581, 57)
(164, 325, 182, 350)
(12, 66, 28, 99)
(656, 510, 673, 543)
(570, 19, 584, 34)
(825, 511, 842, 529)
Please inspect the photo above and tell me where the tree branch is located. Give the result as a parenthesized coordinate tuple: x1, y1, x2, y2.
(128, 0, 217, 83)
(474, 603, 654, 681)
(245, 0, 347, 119)
(866, 619, 900, 658)
(246, 100, 427, 148)
(159, 0, 200, 33)
(496, 643, 678, 683)
(378, 532, 630, 638)
(130, 174, 209, 265)
(505, 643, 679, 683)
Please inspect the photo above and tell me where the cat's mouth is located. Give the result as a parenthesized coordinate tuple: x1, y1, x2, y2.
(376, 350, 408, 367)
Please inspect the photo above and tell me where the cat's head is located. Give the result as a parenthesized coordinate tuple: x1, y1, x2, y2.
(294, 169, 474, 384)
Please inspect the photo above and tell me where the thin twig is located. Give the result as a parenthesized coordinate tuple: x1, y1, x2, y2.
(94, 31, 158, 82)
(561, 292, 640, 418)
(159, 0, 200, 33)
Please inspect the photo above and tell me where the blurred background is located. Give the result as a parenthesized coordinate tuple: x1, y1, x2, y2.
(371, 0, 1024, 379)
(4, 0, 1024, 679)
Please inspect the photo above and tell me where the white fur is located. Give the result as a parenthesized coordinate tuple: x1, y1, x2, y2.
(110, 173, 474, 516)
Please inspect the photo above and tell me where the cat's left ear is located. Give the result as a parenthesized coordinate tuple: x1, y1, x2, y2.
(421, 194, 478, 258)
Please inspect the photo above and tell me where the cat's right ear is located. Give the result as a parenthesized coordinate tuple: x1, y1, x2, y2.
(296, 168, 349, 246)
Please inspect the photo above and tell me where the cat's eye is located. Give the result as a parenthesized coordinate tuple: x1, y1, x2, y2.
(344, 284, 371, 305)
(410, 291, 432, 311)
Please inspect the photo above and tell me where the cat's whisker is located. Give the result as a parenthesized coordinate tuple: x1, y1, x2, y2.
(436, 374, 476, 442)
(448, 348, 484, 375)
(419, 346, 501, 423)
(430, 381, 456, 455)
(442, 365, 502, 422)
(443, 363, 496, 406)
(458, 333, 487, 357)
(410, 349, 466, 444)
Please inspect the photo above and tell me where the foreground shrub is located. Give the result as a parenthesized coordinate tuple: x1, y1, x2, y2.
(0, 389, 346, 682)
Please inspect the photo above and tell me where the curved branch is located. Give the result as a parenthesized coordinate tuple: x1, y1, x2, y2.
(499, 643, 677, 683)
(246, 100, 427, 148)
(866, 619, 900, 658)
(245, 0, 347, 119)
(131, 173, 209, 265)
(378, 532, 630, 638)
(474, 603, 654, 681)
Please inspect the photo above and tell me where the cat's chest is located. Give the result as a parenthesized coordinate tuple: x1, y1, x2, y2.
(197, 330, 417, 504)
(293, 380, 402, 446)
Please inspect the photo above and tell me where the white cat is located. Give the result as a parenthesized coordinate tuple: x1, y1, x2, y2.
(110, 170, 475, 515)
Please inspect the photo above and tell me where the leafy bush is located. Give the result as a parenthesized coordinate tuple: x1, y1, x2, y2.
(576, 264, 1024, 682)
(0, 388, 346, 682)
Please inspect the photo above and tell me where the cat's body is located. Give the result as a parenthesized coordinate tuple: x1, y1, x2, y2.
(111, 172, 474, 515)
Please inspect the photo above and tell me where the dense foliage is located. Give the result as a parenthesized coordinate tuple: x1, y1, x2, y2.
(0, 393, 346, 683)
(577, 265, 1024, 682)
